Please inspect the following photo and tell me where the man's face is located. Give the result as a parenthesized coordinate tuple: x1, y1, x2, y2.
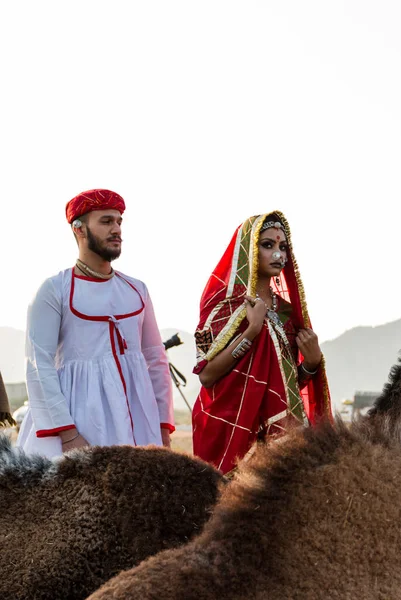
(84, 209, 123, 262)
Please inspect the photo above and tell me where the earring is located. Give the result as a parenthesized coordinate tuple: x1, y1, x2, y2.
(72, 219, 82, 228)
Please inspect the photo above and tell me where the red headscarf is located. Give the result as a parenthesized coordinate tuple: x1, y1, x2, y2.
(66, 189, 125, 224)
(192, 212, 332, 474)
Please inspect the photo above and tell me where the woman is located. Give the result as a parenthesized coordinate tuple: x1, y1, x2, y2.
(192, 211, 331, 475)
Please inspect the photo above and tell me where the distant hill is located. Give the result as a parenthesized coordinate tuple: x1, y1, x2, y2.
(1, 320, 401, 414)
(321, 320, 401, 413)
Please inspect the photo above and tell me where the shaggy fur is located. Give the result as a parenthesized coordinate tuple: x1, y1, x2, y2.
(88, 360, 401, 600)
(0, 439, 223, 600)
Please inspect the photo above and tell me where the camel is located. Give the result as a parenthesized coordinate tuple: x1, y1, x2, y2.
(0, 439, 223, 600)
(88, 360, 401, 600)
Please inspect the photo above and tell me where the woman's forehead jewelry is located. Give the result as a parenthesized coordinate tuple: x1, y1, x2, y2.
(261, 220, 283, 232)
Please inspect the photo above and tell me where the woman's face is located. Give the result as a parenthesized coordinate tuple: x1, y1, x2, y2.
(258, 227, 288, 278)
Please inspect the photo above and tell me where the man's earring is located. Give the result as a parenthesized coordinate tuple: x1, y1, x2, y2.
(72, 219, 82, 228)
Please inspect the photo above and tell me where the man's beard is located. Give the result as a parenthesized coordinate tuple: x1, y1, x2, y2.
(86, 226, 121, 262)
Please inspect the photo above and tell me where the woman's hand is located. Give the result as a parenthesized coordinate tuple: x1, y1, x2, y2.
(244, 296, 267, 337)
(295, 328, 322, 370)
(198, 296, 267, 389)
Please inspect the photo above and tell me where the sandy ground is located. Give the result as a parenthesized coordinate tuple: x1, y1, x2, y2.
(171, 430, 193, 454)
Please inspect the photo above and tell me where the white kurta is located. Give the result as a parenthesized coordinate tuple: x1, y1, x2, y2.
(17, 268, 174, 458)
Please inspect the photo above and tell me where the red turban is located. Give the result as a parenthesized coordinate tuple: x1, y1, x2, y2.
(66, 189, 126, 224)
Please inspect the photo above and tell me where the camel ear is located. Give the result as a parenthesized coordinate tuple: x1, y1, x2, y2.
(369, 357, 401, 415)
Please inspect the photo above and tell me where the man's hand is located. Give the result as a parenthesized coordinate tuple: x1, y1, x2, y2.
(161, 427, 171, 448)
(59, 428, 89, 453)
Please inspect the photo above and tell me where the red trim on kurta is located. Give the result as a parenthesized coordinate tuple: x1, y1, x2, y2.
(69, 269, 145, 321)
(109, 321, 136, 442)
(160, 423, 175, 433)
(36, 424, 75, 438)
(115, 327, 127, 355)
(69, 268, 142, 444)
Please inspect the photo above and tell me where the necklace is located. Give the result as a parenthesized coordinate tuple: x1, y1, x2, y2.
(76, 263, 90, 277)
(76, 258, 115, 280)
(265, 287, 281, 327)
(256, 287, 277, 311)
(270, 287, 277, 312)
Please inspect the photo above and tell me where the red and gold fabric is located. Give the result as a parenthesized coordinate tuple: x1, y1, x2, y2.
(65, 189, 126, 224)
(192, 212, 331, 475)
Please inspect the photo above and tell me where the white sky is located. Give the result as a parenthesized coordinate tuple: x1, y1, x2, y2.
(1, 0, 400, 344)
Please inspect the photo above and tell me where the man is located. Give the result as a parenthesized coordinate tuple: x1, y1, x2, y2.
(17, 189, 174, 457)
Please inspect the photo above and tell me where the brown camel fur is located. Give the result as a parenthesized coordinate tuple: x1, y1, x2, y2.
(0, 440, 223, 600)
(88, 360, 401, 600)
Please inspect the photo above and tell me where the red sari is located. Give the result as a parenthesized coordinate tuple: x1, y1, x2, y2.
(192, 212, 331, 474)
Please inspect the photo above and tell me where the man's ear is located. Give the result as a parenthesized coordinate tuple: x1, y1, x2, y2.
(72, 219, 86, 239)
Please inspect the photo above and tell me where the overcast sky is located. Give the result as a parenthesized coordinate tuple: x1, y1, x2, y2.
(1, 0, 400, 344)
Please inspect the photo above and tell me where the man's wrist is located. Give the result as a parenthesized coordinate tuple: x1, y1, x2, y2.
(59, 427, 78, 442)
(160, 423, 175, 433)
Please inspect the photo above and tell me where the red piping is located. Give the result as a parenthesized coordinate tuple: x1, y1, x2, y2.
(37, 424, 75, 438)
(109, 322, 136, 442)
(69, 268, 141, 443)
(69, 269, 144, 321)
